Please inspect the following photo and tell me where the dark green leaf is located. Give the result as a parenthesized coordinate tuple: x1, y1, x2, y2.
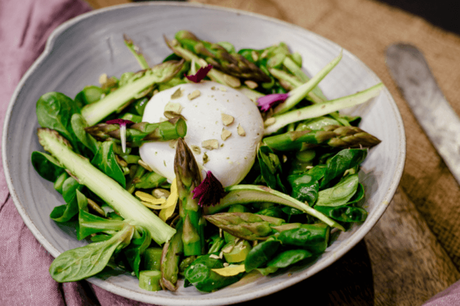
(267, 249, 311, 268)
(185, 254, 243, 292)
(54, 172, 69, 194)
(320, 149, 367, 188)
(257, 146, 286, 192)
(315, 206, 368, 223)
(75, 85, 105, 105)
(244, 239, 280, 272)
(50, 177, 82, 223)
(49, 224, 134, 282)
(91, 141, 126, 188)
(77, 209, 126, 240)
(276, 223, 330, 254)
(31, 151, 64, 182)
(287, 172, 320, 205)
(316, 174, 359, 207)
(71, 113, 99, 155)
(123, 227, 152, 278)
(347, 183, 365, 205)
(36, 92, 79, 142)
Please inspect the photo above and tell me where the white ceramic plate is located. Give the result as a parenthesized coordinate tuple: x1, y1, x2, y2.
(2, 2, 405, 305)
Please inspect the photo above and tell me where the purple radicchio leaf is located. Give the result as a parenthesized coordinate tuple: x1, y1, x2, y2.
(185, 65, 213, 83)
(257, 93, 289, 112)
(106, 118, 134, 127)
(192, 171, 226, 207)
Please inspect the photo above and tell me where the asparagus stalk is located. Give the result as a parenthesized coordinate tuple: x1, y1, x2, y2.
(85, 117, 187, 146)
(81, 60, 184, 126)
(123, 34, 150, 70)
(204, 185, 346, 231)
(37, 128, 176, 245)
(283, 56, 309, 83)
(133, 171, 167, 190)
(263, 125, 381, 151)
(269, 67, 302, 88)
(164, 36, 241, 88)
(269, 67, 326, 103)
(174, 138, 205, 256)
(264, 83, 384, 135)
(272, 50, 343, 115)
(205, 212, 285, 240)
(174, 30, 271, 83)
(160, 220, 183, 291)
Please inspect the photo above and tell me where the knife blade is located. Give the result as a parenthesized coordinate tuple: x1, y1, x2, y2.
(386, 43, 460, 186)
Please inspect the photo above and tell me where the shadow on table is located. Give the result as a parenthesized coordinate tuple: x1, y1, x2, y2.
(240, 239, 374, 306)
(376, 0, 460, 35)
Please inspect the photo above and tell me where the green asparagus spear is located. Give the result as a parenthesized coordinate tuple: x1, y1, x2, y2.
(164, 35, 241, 88)
(160, 219, 183, 291)
(272, 50, 342, 115)
(37, 128, 176, 245)
(123, 34, 150, 70)
(264, 83, 384, 135)
(174, 30, 271, 83)
(174, 138, 205, 256)
(204, 184, 346, 231)
(263, 125, 381, 151)
(85, 117, 187, 146)
(205, 212, 285, 240)
(81, 60, 184, 126)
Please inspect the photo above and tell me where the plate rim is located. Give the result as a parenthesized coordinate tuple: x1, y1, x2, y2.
(2, 2, 406, 305)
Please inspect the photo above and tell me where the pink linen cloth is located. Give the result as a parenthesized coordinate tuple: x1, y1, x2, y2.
(0, 0, 150, 305)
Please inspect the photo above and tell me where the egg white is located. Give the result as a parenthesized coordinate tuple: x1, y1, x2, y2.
(139, 81, 264, 187)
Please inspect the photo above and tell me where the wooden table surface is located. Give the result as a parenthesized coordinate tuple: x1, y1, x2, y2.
(83, 1, 460, 305)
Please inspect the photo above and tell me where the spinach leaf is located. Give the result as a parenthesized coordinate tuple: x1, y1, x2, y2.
(54, 172, 69, 194)
(315, 206, 368, 223)
(267, 249, 312, 268)
(244, 239, 281, 272)
(74, 85, 105, 107)
(315, 174, 359, 207)
(276, 223, 330, 254)
(31, 151, 64, 182)
(257, 145, 286, 192)
(347, 183, 365, 205)
(123, 227, 152, 278)
(71, 113, 99, 155)
(91, 141, 126, 188)
(320, 149, 367, 188)
(77, 209, 126, 240)
(184, 254, 243, 292)
(49, 177, 82, 223)
(36, 92, 79, 142)
(255, 205, 285, 219)
(49, 224, 134, 282)
(287, 164, 326, 205)
(287, 173, 320, 205)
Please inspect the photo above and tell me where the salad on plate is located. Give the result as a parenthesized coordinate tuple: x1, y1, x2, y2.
(31, 30, 383, 293)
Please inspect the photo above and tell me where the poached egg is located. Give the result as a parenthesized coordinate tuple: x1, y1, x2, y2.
(139, 81, 264, 187)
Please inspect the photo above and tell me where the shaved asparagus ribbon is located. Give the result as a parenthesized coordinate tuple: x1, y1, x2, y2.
(264, 82, 384, 135)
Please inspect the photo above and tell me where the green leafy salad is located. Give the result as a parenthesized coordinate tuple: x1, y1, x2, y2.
(31, 30, 383, 293)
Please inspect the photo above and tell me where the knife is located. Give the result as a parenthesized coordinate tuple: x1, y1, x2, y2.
(385, 43, 460, 186)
